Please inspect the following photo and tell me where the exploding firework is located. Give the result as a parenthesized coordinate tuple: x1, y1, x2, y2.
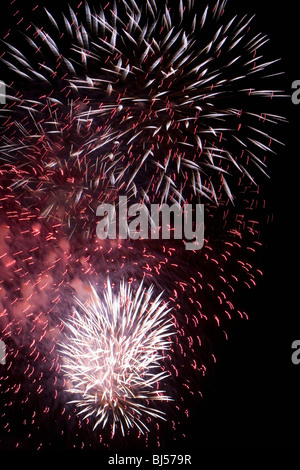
(60, 279, 173, 436)
(0, 98, 118, 238)
(1, 0, 285, 220)
(0, 0, 287, 451)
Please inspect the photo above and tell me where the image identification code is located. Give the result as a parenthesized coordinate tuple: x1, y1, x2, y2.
(108, 454, 192, 467)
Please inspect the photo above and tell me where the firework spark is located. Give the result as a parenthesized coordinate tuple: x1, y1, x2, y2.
(59, 279, 173, 436)
(0, 95, 120, 238)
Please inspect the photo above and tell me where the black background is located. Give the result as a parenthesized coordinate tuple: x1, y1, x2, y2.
(0, 0, 299, 456)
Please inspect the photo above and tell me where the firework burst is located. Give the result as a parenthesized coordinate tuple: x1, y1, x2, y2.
(60, 279, 173, 436)
(1, 0, 286, 211)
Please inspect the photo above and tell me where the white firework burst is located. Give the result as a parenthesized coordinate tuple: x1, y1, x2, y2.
(59, 279, 174, 436)
(1, 0, 287, 210)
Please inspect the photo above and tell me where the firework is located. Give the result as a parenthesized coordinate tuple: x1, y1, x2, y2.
(0, 0, 286, 450)
(59, 279, 173, 436)
(0, 98, 119, 238)
(1, 0, 285, 213)
(0, 198, 264, 448)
